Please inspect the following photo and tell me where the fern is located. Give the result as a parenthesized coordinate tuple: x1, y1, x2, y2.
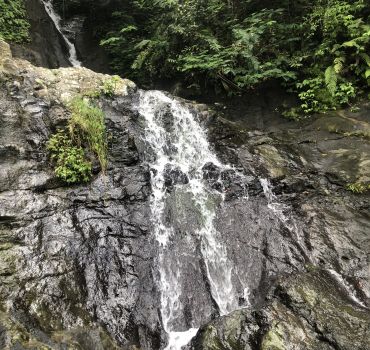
(333, 57, 345, 73)
(96, 0, 370, 102)
(325, 66, 338, 96)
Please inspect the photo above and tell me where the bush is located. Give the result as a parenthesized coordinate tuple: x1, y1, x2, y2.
(68, 97, 108, 173)
(98, 0, 370, 113)
(47, 130, 92, 184)
(0, 0, 30, 43)
(47, 97, 107, 184)
(100, 75, 121, 97)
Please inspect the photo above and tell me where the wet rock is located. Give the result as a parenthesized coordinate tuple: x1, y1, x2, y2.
(0, 43, 158, 349)
(10, 0, 71, 68)
(208, 97, 370, 303)
(253, 144, 289, 179)
(202, 162, 223, 191)
(164, 165, 189, 189)
(191, 269, 370, 350)
(1, 34, 370, 350)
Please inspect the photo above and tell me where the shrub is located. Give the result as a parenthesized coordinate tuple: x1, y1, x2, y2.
(0, 0, 30, 43)
(47, 130, 92, 184)
(97, 0, 370, 113)
(47, 97, 107, 184)
(68, 97, 108, 173)
(100, 75, 121, 97)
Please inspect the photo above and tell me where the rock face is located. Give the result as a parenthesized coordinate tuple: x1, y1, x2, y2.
(10, 0, 71, 68)
(0, 41, 160, 349)
(191, 268, 370, 350)
(0, 39, 369, 350)
(10, 0, 110, 72)
(206, 100, 370, 308)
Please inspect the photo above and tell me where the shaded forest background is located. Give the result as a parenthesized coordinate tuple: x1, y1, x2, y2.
(1, 0, 370, 115)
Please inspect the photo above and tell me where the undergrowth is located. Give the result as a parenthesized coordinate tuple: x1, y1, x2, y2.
(97, 0, 370, 116)
(346, 182, 370, 194)
(47, 97, 107, 184)
(47, 130, 92, 184)
(0, 0, 30, 43)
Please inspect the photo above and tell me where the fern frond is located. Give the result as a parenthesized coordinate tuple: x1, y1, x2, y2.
(325, 66, 337, 96)
(333, 57, 345, 73)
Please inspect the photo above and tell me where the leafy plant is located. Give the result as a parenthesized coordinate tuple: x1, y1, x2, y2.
(83, 76, 122, 99)
(47, 97, 107, 184)
(96, 0, 370, 113)
(0, 0, 30, 43)
(47, 130, 92, 184)
(293, 0, 369, 113)
(68, 97, 108, 173)
(100, 75, 121, 97)
(346, 182, 370, 194)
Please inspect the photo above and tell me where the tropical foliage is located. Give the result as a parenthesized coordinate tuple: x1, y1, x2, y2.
(0, 0, 30, 43)
(99, 0, 370, 113)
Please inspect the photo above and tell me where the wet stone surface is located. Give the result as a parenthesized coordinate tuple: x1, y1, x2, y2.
(0, 40, 369, 350)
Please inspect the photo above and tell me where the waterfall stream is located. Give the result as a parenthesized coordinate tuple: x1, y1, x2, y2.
(42, 0, 82, 67)
(138, 91, 247, 349)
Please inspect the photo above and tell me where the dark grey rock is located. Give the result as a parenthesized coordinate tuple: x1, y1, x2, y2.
(1, 39, 369, 350)
(10, 0, 71, 69)
(190, 269, 370, 350)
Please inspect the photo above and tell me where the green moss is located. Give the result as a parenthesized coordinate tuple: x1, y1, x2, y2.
(261, 323, 286, 350)
(0, 310, 53, 349)
(327, 125, 370, 140)
(346, 182, 370, 194)
(282, 107, 302, 121)
(0, 0, 30, 43)
(199, 326, 224, 350)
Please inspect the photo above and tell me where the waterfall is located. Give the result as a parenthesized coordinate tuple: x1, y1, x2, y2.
(42, 0, 82, 67)
(260, 178, 297, 232)
(138, 91, 247, 349)
(260, 178, 305, 238)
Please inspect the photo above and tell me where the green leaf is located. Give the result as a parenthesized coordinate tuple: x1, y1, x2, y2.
(360, 53, 370, 67)
(134, 39, 151, 50)
(120, 25, 137, 34)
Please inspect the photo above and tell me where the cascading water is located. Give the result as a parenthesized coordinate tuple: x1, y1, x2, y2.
(138, 91, 248, 349)
(260, 178, 306, 248)
(260, 179, 368, 308)
(42, 0, 82, 67)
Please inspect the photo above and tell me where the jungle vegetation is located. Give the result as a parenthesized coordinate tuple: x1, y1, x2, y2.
(0, 0, 29, 43)
(97, 0, 370, 114)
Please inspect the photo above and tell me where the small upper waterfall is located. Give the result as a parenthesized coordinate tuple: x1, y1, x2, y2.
(42, 0, 82, 67)
(138, 91, 249, 349)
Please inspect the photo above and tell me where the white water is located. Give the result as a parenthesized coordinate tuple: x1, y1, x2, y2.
(327, 269, 368, 309)
(260, 178, 296, 231)
(138, 91, 245, 349)
(260, 179, 370, 310)
(260, 178, 306, 250)
(42, 0, 82, 67)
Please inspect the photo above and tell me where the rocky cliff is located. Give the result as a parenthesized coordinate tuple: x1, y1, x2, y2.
(0, 40, 160, 349)
(0, 39, 369, 350)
